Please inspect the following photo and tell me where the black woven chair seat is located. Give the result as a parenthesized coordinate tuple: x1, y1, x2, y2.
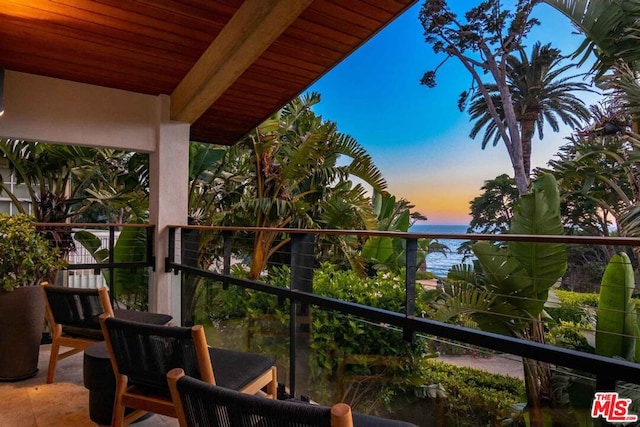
(60, 308, 171, 340)
(114, 309, 172, 325)
(61, 325, 104, 340)
(208, 347, 276, 391)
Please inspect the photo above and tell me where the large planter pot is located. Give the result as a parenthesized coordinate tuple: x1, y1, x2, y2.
(0, 286, 46, 381)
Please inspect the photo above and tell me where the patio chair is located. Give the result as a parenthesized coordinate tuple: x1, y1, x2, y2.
(100, 314, 278, 427)
(42, 284, 114, 384)
(41, 283, 172, 384)
(167, 368, 352, 427)
(167, 368, 418, 427)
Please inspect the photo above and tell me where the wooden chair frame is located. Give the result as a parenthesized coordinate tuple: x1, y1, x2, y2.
(41, 283, 114, 383)
(100, 313, 277, 427)
(167, 368, 353, 427)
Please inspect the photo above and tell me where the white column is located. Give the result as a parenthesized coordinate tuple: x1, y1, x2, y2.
(149, 95, 190, 321)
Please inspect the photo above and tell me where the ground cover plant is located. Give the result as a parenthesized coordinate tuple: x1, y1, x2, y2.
(415, 359, 525, 427)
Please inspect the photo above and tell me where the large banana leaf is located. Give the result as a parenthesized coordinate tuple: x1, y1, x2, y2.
(361, 192, 410, 269)
(596, 252, 638, 361)
(74, 227, 149, 309)
(509, 174, 567, 313)
(74, 231, 109, 264)
(471, 241, 542, 315)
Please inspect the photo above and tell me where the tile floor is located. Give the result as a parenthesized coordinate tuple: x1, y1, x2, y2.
(0, 344, 179, 427)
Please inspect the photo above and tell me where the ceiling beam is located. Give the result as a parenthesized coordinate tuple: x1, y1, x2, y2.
(170, 0, 313, 124)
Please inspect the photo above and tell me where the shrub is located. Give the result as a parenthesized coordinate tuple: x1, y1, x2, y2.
(311, 263, 432, 370)
(416, 359, 525, 426)
(546, 321, 594, 353)
(546, 289, 598, 324)
(0, 213, 67, 291)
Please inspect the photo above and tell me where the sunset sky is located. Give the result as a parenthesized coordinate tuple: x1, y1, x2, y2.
(309, 1, 601, 225)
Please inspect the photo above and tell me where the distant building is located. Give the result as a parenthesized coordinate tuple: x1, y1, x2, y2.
(0, 158, 33, 215)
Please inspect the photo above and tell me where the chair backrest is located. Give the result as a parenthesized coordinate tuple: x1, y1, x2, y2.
(42, 284, 113, 330)
(100, 315, 214, 395)
(167, 368, 353, 427)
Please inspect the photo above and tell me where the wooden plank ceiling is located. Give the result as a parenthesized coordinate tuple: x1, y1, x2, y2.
(0, 0, 416, 146)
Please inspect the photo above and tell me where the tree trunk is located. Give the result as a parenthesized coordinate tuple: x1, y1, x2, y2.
(512, 161, 530, 196)
(520, 119, 536, 177)
(248, 230, 277, 280)
(523, 316, 554, 427)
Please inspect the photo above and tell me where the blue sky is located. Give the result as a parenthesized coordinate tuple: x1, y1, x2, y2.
(309, 1, 600, 225)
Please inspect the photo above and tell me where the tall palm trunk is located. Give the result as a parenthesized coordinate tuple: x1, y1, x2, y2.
(520, 117, 537, 177)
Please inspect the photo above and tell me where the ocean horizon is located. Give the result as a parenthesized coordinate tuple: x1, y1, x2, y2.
(409, 223, 471, 277)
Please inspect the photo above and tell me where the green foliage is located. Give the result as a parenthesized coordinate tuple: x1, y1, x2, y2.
(416, 270, 436, 280)
(196, 93, 385, 279)
(206, 263, 434, 375)
(509, 173, 567, 312)
(546, 289, 598, 324)
(311, 263, 432, 371)
(466, 174, 519, 236)
(440, 174, 567, 336)
(417, 359, 525, 426)
(203, 265, 290, 322)
(468, 42, 591, 177)
(546, 321, 594, 353)
(74, 226, 149, 309)
(362, 192, 445, 274)
(542, 0, 640, 78)
(596, 252, 639, 361)
(0, 213, 67, 291)
(361, 191, 411, 272)
(544, 130, 640, 244)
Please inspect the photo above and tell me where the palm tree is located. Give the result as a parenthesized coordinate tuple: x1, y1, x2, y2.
(469, 42, 591, 176)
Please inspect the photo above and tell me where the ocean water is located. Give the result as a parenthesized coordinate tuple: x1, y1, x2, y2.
(409, 224, 472, 278)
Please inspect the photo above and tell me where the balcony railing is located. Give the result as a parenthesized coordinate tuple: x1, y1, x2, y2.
(37, 223, 154, 308)
(167, 226, 640, 424)
(48, 222, 640, 424)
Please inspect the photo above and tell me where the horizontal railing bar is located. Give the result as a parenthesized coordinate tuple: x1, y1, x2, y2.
(167, 225, 640, 246)
(34, 222, 154, 228)
(169, 261, 640, 385)
(66, 262, 152, 270)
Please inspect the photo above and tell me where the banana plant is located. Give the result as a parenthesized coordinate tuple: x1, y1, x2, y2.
(545, 252, 640, 424)
(361, 191, 448, 274)
(361, 191, 411, 272)
(596, 252, 639, 361)
(437, 173, 567, 425)
(438, 173, 567, 332)
(74, 226, 149, 310)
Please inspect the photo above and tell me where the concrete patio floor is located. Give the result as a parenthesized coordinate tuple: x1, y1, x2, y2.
(0, 344, 179, 427)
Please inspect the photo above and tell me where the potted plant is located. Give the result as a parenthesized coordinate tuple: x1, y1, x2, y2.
(0, 213, 67, 380)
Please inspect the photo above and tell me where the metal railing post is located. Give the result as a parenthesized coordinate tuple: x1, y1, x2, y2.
(289, 233, 315, 399)
(404, 238, 417, 342)
(166, 227, 176, 273)
(223, 231, 232, 290)
(108, 225, 116, 304)
(146, 226, 155, 272)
